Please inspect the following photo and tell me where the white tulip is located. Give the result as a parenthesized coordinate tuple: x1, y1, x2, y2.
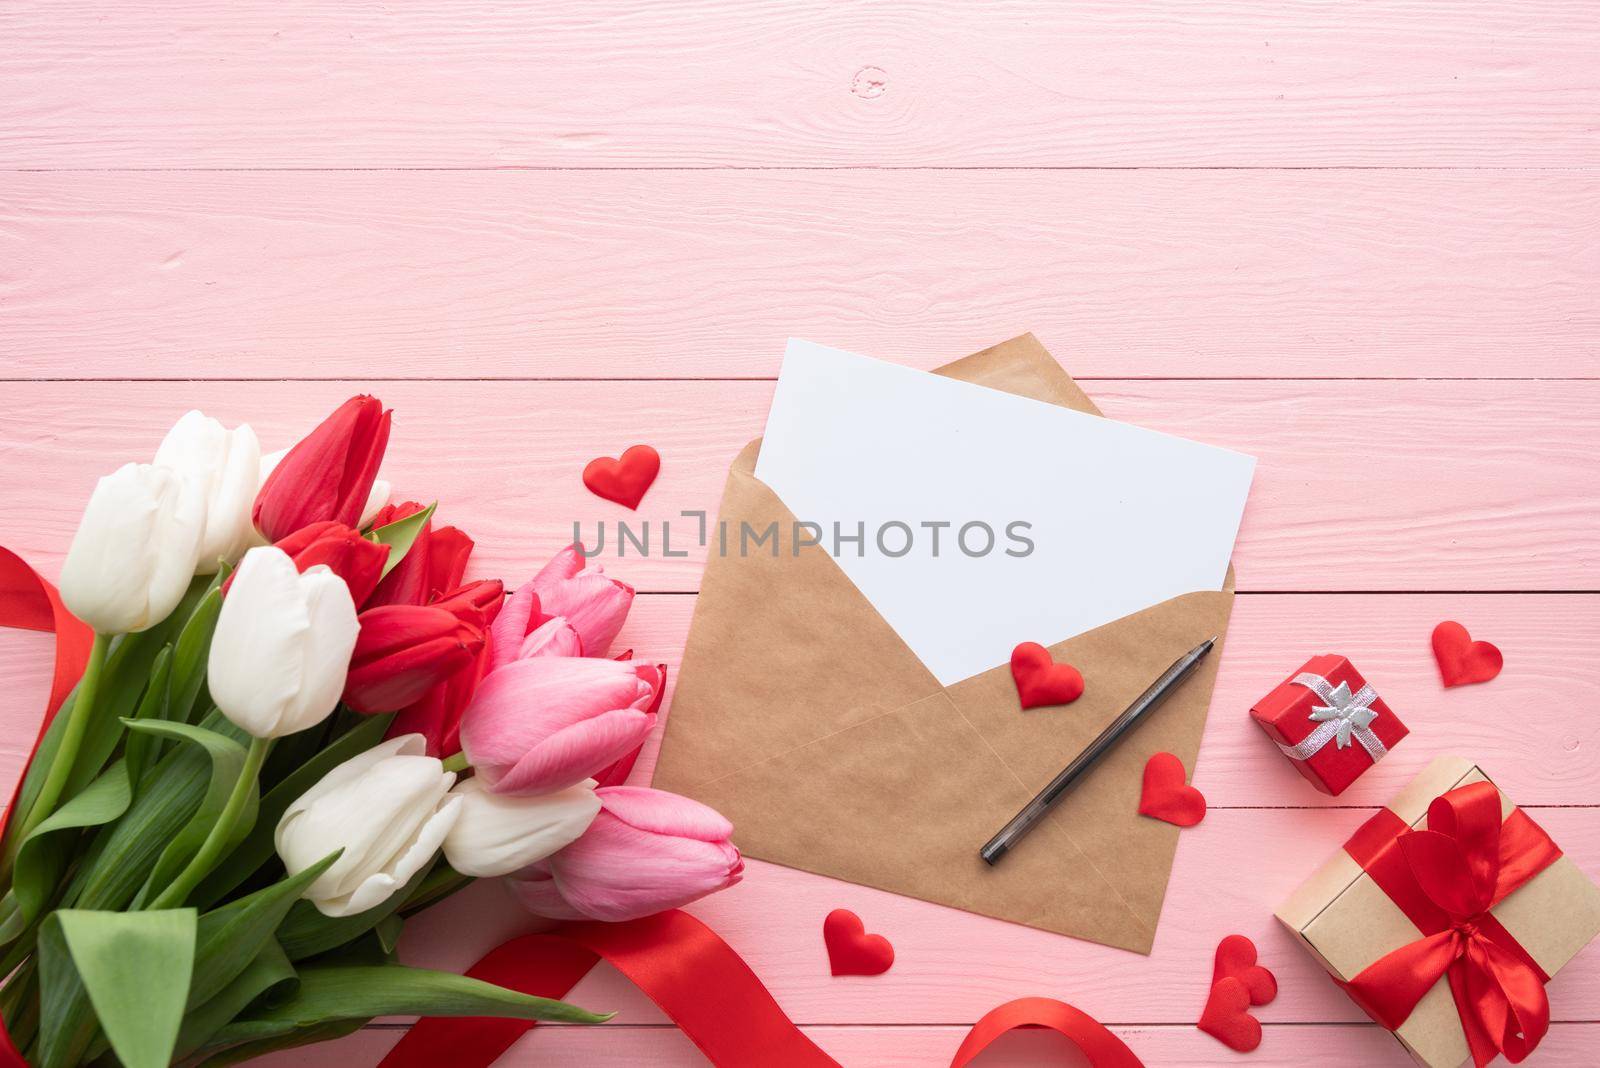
(59, 462, 205, 634)
(442, 777, 600, 878)
(358, 478, 392, 529)
(153, 410, 261, 573)
(253, 448, 389, 540)
(208, 546, 358, 738)
(276, 734, 462, 917)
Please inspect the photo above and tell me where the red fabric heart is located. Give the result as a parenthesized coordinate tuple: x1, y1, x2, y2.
(1431, 620, 1502, 688)
(1212, 935, 1277, 1007)
(1009, 642, 1084, 710)
(1138, 752, 1206, 827)
(1198, 976, 1262, 1052)
(823, 909, 894, 977)
(582, 444, 660, 510)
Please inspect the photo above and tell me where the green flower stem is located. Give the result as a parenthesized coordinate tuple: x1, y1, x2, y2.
(441, 751, 470, 774)
(12, 632, 110, 847)
(149, 735, 270, 911)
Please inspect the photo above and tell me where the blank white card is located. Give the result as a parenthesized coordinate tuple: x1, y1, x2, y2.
(754, 340, 1256, 685)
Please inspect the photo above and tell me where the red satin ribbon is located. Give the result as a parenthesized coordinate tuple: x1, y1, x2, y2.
(1341, 782, 1560, 1066)
(382, 910, 1144, 1068)
(951, 997, 1144, 1067)
(0, 548, 96, 1068)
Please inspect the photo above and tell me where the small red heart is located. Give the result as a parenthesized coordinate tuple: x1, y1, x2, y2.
(1138, 752, 1206, 827)
(1009, 642, 1084, 710)
(1198, 976, 1262, 1052)
(1212, 934, 1277, 1007)
(823, 909, 894, 977)
(1431, 621, 1502, 688)
(582, 444, 660, 510)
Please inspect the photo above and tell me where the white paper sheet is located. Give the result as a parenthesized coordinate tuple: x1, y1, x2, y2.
(754, 339, 1256, 685)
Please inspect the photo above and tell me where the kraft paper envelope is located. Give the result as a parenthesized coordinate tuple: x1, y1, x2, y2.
(653, 334, 1233, 953)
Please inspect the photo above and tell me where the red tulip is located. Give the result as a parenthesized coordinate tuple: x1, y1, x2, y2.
(367, 503, 476, 608)
(344, 603, 486, 714)
(386, 579, 505, 754)
(271, 521, 390, 606)
(254, 395, 391, 542)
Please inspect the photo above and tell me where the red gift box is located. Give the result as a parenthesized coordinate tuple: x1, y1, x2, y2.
(1250, 654, 1407, 796)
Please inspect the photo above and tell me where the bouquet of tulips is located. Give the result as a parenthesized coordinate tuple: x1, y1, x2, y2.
(0, 397, 742, 1068)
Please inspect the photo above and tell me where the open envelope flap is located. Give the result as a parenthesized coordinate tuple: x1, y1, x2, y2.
(654, 334, 1234, 953)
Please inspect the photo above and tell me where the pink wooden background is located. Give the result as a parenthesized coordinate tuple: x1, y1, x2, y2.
(2, 2, 1597, 1065)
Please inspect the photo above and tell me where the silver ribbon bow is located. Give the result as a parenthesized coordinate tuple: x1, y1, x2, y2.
(1275, 672, 1388, 763)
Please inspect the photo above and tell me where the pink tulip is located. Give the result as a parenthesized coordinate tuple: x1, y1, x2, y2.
(518, 616, 583, 659)
(459, 657, 661, 794)
(492, 546, 633, 663)
(509, 787, 743, 922)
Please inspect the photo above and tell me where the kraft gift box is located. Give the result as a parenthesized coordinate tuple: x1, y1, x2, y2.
(1276, 756, 1600, 1068)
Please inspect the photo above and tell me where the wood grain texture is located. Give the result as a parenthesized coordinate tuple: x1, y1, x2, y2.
(253, 1023, 1600, 1068)
(1, 380, 1596, 593)
(373, 806, 1600, 1026)
(2, 592, 1595, 816)
(3, 1, 1598, 168)
(3, 171, 1598, 381)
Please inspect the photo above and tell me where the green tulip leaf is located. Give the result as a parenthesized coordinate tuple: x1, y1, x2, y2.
(64, 573, 219, 802)
(174, 941, 299, 1060)
(123, 720, 258, 909)
(190, 851, 339, 1007)
(168, 583, 225, 725)
(197, 961, 608, 1056)
(39, 908, 196, 1068)
(123, 645, 174, 789)
(276, 857, 434, 962)
(184, 1019, 365, 1068)
(11, 761, 131, 928)
(67, 712, 249, 913)
(79, 852, 340, 1065)
(368, 501, 436, 578)
(194, 713, 392, 908)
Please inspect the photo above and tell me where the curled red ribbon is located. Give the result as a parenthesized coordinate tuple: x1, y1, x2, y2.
(382, 909, 1145, 1068)
(1342, 781, 1560, 1066)
(0, 548, 95, 1068)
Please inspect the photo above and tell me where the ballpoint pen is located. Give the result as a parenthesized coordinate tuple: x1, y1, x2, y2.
(981, 636, 1217, 865)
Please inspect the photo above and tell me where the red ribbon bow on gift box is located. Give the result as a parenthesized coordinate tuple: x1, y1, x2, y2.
(1342, 782, 1561, 1067)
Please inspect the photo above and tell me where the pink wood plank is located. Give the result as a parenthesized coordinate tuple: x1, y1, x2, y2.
(2, 593, 1593, 815)
(4, 171, 1597, 381)
(4, 2, 1597, 168)
(387, 806, 1600, 1025)
(626, 592, 1600, 810)
(252, 1022, 1600, 1068)
(0, 380, 1595, 592)
(2, 592, 1594, 819)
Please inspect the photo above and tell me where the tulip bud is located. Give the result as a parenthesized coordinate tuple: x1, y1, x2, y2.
(490, 547, 633, 667)
(365, 501, 432, 606)
(459, 658, 661, 795)
(384, 580, 504, 756)
(527, 546, 634, 657)
(343, 603, 486, 714)
(270, 521, 390, 607)
(519, 616, 582, 659)
(276, 734, 461, 917)
(441, 777, 600, 878)
(508, 787, 743, 922)
(208, 546, 359, 738)
(255, 453, 390, 541)
(60, 462, 206, 634)
(153, 410, 261, 574)
(253, 395, 391, 543)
